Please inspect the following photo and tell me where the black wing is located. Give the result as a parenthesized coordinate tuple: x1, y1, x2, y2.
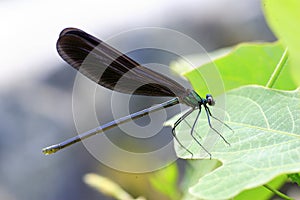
(57, 28, 187, 97)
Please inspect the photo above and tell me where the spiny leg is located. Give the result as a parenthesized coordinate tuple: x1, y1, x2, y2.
(204, 105, 230, 146)
(190, 107, 212, 159)
(172, 108, 195, 158)
(183, 119, 202, 140)
(205, 106, 234, 133)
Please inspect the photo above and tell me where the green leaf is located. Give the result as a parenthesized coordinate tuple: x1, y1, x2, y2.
(171, 42, 298, 97)
(233, 175, 287, 200)
(181, 160, 222, 200)
(263, 0, 300, 86)
(288, 173, 300, 186)
(166, 86, 300, 199)
(149, 163, 181, 200)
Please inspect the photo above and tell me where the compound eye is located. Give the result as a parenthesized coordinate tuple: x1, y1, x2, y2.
(206, 94, 215, 106)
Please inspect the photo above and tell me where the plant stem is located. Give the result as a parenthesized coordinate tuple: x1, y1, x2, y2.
(266, 48, 288, 88)
(263, 184, 294, 200)
(264, 48, 291, 199)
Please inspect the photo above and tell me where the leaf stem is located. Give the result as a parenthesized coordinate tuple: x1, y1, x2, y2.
(263, 184, 293, 200)
(266, 48, 288, 88)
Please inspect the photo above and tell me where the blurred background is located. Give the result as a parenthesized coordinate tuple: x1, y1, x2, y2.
(0, 0, 288, 199)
